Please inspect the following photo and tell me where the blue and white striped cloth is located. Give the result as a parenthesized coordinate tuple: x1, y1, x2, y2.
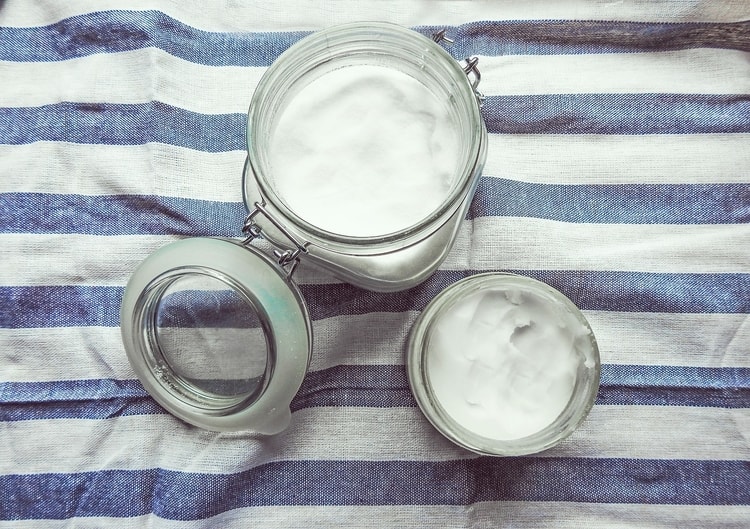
(1, 1, 749, 526)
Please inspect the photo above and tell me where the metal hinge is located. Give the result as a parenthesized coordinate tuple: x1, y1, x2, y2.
(432, 29, 486, 106)
(242, 201, 309, 277)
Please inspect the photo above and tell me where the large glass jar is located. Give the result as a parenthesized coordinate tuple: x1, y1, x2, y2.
(121, 22, 487, 433)
(243, 22, 487, 291)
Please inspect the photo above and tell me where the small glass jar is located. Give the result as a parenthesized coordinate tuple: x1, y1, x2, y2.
(407, 273, 601, 456)
(121, 22, 487, 433)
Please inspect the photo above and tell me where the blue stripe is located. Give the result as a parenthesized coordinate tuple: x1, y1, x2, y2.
(468, 180, 750, 224)
(444, 20, 750, 57)
(0, 102, 245, 152)
(0, 396, 162, 422)
(0, 11, 309, 66)
(2, 95, 749, 149)
(0, 378, 146, 402)
(1, 271, 748, 330)
(154, 247, 749, 328)
(294, 364, 750, 410)
(0, 286, 124, 328)
(598, 364, 750, 408)
(0, 193, 245, 236)
(2, 182, 747, 238)
(0, 458, 747, 519)
(1, 12, 748, 65)
(301, 270, 750, 317)
(1, 365, 748, 423)
(482, 94, 750, 135)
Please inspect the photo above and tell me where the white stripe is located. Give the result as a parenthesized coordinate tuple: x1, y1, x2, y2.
(0, 51, 264, 114)
(553, 406, 750, 461)
(0, 234, 175, 287)
(0, 327, 133, 382)
(0, 234, 336, 287)
(448, 218, 750, 274)
(185, 502, 750, 529)
(1, 133, 748, 204)
(1, 406, 747, 476)
(0, 143, 246, 200)
(3, 47, 749, 113)
(1, 313, 423, 383)
(2, 503, 750, 529)
(585, 311, 750, 368)
(481, 48, 750, 96)
(1, 221, 747, 288)
(2, 311, 748, 383)
(484, 133, 750, 184)
(2, 0, 747, 29)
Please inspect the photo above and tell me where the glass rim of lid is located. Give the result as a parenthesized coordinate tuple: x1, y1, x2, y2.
(244, 21, 486, 245)
(120, 237, 311, 433)
(406, 272, 601, 456)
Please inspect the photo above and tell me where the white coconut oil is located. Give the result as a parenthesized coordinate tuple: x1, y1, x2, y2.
(427, 287, 596, 441)
(267, 64, 462, 237)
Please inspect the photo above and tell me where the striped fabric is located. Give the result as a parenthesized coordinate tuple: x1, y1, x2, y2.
(1, 1, 749, 527)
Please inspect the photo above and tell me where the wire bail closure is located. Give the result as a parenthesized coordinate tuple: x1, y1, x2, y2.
(242, 201, 309, 277)
(431, 29, 454, 45)
(461, 56, 481, 90)
(431, 29, 485, 105)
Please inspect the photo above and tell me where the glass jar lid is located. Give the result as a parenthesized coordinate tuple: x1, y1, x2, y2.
(120, 237, 311, 433)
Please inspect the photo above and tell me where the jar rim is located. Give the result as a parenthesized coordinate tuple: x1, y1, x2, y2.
(244, 22, 486, 246)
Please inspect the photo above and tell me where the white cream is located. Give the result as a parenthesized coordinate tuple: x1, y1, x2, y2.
(267, 64, 461, 237)
(427, 287, 594, 440)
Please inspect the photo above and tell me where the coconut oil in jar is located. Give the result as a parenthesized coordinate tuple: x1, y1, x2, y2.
(121, 23, 487, 434)
(407, 273, 601, 456)
(268, 64, 462, 237)
(243, 23, 487, 291)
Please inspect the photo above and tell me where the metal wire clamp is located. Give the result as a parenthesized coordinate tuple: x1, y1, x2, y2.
(431, 29, 485, 105)
(242, 201, 309, 277)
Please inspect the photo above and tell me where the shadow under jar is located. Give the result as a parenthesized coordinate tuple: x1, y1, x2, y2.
(121, 22, 487, 434)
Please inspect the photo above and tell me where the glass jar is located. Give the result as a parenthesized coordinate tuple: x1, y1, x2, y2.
(243, 22, 486, 291)
(121, 22, 487, 433)
(407, 273, 601, 456)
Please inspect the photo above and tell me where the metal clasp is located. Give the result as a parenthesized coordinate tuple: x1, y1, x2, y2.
(431, 29, 485, 106)
(461, 56, 485, 106)
(461, 56, 481, 90)
(431, 29, 454, 45)
(242, 201, 309, 277)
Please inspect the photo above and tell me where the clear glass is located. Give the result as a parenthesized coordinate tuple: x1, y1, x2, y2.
(407, 273, 601, 456)
(245, 22, 486, 249)
(138, 268, 272, 412)
(153, 272, 269, 401)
